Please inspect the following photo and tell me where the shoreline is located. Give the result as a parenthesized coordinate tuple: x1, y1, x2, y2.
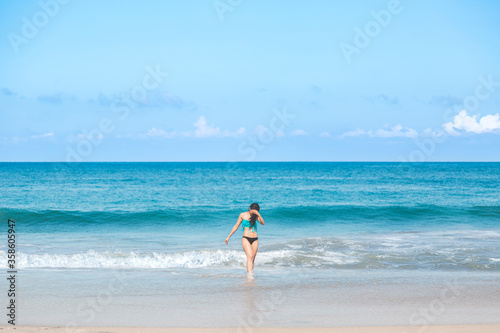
(1, 324, 500, 332)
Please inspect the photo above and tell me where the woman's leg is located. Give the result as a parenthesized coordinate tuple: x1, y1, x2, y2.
(241, 237, 255, 273)
(251, 239, 259, 271)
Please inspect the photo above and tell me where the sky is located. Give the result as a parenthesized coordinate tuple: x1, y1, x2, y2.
(1, 0, 500, 161)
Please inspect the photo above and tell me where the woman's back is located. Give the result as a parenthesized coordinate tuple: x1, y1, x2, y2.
(241, 216, 257, 232)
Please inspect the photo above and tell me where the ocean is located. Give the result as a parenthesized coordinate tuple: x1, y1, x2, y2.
(1, 162, 499, 327)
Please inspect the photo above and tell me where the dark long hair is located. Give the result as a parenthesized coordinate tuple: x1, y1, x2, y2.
(249, 203, 260, 228)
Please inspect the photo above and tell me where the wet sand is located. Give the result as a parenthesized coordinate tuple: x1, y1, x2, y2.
(1, 324, 500, 332)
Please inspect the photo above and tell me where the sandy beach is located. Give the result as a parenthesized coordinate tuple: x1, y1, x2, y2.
(1, 324, 500, 332)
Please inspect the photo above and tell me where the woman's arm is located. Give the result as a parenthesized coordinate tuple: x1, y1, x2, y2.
(250, 209, 265, 225)
(225, 214, 243, 244)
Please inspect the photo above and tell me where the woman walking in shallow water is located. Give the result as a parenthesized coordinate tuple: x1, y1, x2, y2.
(225, 203, 265, 275)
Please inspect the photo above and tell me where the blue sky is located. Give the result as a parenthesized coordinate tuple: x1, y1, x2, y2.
(1, 0, 500, 161)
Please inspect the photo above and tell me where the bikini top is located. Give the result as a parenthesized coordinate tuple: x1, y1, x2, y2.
(242, 218, 257, 233)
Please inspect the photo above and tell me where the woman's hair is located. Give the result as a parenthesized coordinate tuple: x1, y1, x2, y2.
(249, 203, 260, 228)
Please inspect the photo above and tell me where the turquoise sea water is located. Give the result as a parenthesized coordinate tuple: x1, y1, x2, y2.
(1, 162, 499, 326)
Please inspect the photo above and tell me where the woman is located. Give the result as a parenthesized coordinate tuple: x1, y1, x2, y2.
(225, 203, 265, 275)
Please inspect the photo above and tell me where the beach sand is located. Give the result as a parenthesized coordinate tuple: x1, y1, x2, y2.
(1, 324, 500, 332)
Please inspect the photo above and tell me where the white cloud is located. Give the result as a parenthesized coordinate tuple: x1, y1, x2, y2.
(193, 116, 221, 138)
(339, 110, 500, 140)
(146, 127, 178, 139)
(4, 132, 55, 144)
(443, 110, 500, 135)
(374, 124, 418, 138)
(421, 128, 434, 136)
(341, 128, 367, 137)
(250, 125, 286, 139)
(118, 116, 245, 140)
(77, 133, 103, 141)
(254, 125, 283, 138)
(30, 132, 54, 140)
(116, 129, 190, 139)
(255, 125, 271, 136)
(341, 124, 418, 138)
(254, 125, 266, 134)
(291, 129, 308, 136)
(193, 116, 245, 138)
(420, 127, 447, 139)
(222, 127, 246, 137)
(319, 132, 331, 138)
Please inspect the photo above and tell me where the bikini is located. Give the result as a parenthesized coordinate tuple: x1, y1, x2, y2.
(242, 218, 258, 245)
